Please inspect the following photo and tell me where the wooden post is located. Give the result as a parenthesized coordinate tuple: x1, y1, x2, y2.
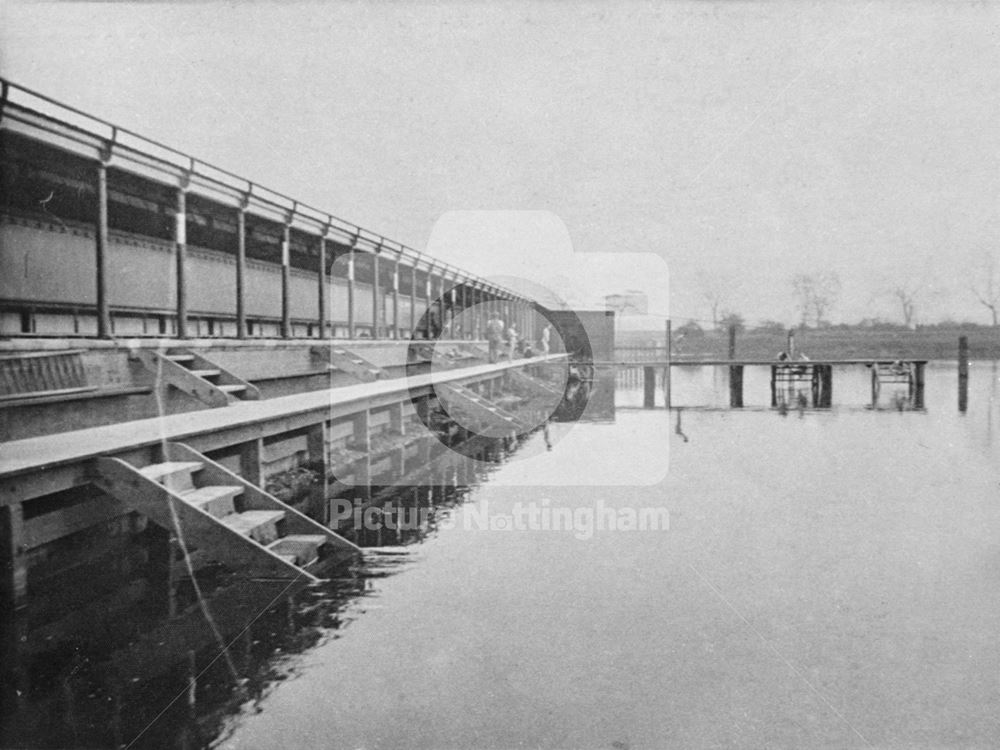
(729, 365, 744, 408)
(818, 364, 833, 407)
(371, 248, 381, 340)
(409, 264, 417, 338)
(643, 366, 656, 408)
(317, 235, 327, 339)
(236, 206, 248, 339)
(281, 223, 291, 338)
(392, 254, 400, 339)
(175, 186, 188, 338)
(871, 366, 879, 408)
(347, 243, 356, 339)
(0, 503, 27, 611)
(958, 336, 969, 412)
(913, 361, 925, 409)
(240, 438, 264, 486)
(770, 365, 777, 407)
(95, 158, 112, 338)
(664, 319, 672, 409)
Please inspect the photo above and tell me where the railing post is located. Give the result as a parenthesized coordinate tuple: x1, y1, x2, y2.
(409, 263, 417, 338)
(392, 252, 400, 339)
(664, 319, 672, 409)
(317, 233, 327, 338)
(175, 182, 188, 339)
(347, 238, 356, 339)
(95, 150, 112, 338)
(235, 201, 248, 339)
(371, 246, 381, 340)
(280, 220, 291, 338)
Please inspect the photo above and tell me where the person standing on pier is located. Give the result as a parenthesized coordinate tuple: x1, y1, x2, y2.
(541, 324, 551, 355)
(487, 315, 505, 363)
(506, 324, 519, 361)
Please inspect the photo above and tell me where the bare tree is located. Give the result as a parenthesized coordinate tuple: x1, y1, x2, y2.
(696, 271, 736, 330)
(970, 253, 1000, 327)
(791, 271, 841, 327)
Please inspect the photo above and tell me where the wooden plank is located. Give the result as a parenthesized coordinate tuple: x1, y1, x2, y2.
(0, 354, 569, 486)
(22, 494, 128, 549)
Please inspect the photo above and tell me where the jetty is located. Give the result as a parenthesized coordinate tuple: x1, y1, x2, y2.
(0, 79, 574, 612)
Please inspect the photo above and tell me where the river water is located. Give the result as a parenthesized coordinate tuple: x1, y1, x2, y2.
(3, 361, 999, 749)
(210, 361, 1000, 749)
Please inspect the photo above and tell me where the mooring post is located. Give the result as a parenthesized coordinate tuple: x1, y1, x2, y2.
(729, 365, 744, 408)
(664, 319, 672, 409)
(643, 366, 656, 408)
(871, 366, 879, 408)
(819, 364, 833, 407)
(0, 503, 28, 611)
(770, 365, 777, 407)
(958, 336, 969, 412)
(913, 361, 925, 409)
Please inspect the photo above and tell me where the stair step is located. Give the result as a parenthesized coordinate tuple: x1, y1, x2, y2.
(179, 485, 242, 518)
(189, 368, 221, 379)
(268, 535, 326, 566)
(220, 510, 284, 544)
(139, 461, 203, 491)
(218, 384, 247, 394)
(166, 354, 195, 363)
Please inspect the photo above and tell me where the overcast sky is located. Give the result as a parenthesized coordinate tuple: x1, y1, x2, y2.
(3, 1, 998, 326)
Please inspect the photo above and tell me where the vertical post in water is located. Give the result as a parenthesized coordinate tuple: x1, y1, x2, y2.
(95, 150, 112, 338)
(913, 361, 925, 410)
(643, 366, 656, 408)
(770, 365, 778, 407)
(958, 336, 969, 412)
(664, 318, 672, 409)
(175, 182, 188, 338)
(729, 365, 744, 407)
(0, 503, 27, 611)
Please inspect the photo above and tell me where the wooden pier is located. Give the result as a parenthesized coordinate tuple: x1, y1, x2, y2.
(603, 358, 928, 410)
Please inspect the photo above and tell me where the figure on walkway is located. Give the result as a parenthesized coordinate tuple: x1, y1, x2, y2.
(505, 325, 519, 361)
(540, 324, 551, 355)
(487, 316, 505, 363)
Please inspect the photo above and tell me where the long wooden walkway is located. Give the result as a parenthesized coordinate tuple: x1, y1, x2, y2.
(0, 353, 567, 502)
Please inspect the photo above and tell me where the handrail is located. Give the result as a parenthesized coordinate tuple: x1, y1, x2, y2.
(0, 77, 530, 305)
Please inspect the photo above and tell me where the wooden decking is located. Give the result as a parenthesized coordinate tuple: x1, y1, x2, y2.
(0, 353, 567, 500)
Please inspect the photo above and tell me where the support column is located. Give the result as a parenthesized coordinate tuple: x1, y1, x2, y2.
(664, 319, 672, 409)
(392, 253, 400, 339)
(913, 362, 925, 409)
(1, 503, 27, 611)
(240, 438, 264, 486)
(281, 222, 291, 338)
(95, 156, 112, 338)
(347, 239, 356, 339)
(317, 234, 327, 338)
(236, 203, 248, 339)
(371, 247, 381, 340)
(175, 184, 188, 339)
(306, 422, 329, 523)
(409, 263, 417, 338)
(643, 367, 656, 408)
(729, 365, 744, 408)
(424, 267, 434, 339)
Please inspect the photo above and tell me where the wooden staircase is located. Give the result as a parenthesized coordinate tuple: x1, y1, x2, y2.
(436, 383, 530, 437)
(93, 442, 359, 582)
(132, 348, 260, 407)
(311, 345, 385, 382)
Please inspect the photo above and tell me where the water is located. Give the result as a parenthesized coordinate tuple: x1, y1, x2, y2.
(3, 361, 999, 748)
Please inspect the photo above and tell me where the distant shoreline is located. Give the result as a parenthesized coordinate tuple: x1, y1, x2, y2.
(616, 327, 1000, 361)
